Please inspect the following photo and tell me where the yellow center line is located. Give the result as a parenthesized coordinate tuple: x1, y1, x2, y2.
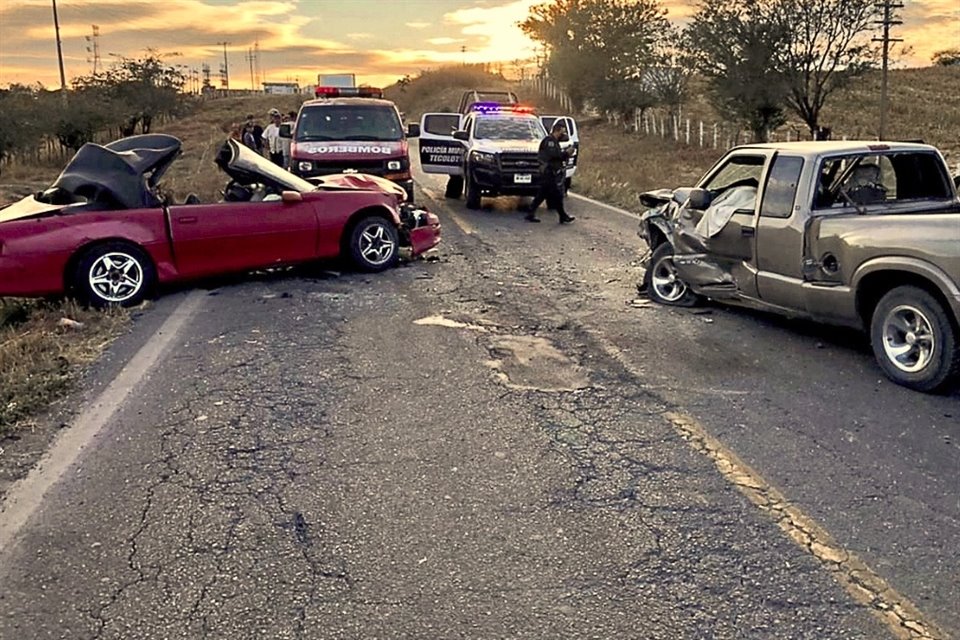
(583, 326, 945, 640)
(419, 185, 475, 235)
(664, 412, 943, 640)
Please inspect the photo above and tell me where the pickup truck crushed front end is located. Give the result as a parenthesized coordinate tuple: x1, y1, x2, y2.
(637, 187, 739, 294)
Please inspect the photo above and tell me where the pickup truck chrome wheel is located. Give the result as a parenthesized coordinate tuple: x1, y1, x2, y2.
(348, 216, 399, 272)
(74, 242, 155, 308)
(881, 305, 935, 373)
(652, 260, 687, 303)
(644, 244, 701, 307)
(870, 285, 960, 393)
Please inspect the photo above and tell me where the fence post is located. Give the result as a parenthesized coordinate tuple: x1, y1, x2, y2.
(685, 119, 690, 145)
(786, 129, 791, 142)
(713, 123, 718, 149)
(699, 121, 704, 147)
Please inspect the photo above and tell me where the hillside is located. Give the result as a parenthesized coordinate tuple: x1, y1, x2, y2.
(385, 65, 960, 208)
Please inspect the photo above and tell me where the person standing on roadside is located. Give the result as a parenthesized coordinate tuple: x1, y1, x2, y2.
(242, 123, 258, 150)
(262, 108, 285, 166)
(523, 121, 575, 224)
(279, 111, 296, 170)
(245, 114, 264, 154)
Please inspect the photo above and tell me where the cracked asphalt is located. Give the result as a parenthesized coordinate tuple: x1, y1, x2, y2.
(0, 165, 956, 638)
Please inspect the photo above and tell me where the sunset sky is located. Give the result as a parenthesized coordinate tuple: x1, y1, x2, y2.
(1, 0, 958, 91)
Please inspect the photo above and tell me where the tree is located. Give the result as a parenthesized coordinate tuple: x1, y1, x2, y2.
(521, 0, 670, 114)
(646, 27, 696, 126)
(932, 48, 960, 67)
(0, 85, 51, 169)
(685, 0, 791, 141)
(776, 0, 880, 137)
(72, 51, 185, 136)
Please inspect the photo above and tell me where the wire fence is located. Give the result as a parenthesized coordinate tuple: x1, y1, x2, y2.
(520, 77, 859, 150)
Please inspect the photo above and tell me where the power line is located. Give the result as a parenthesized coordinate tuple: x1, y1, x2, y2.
(873, 0, 903, 140)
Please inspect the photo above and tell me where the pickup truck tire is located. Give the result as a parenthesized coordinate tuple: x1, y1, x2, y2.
(445, 176, 463, 199)
(870, 286, 960, 392)
(464, 170, 481, 210)
(73, 242, 155, 308)
(644, 244, 702, 307)
(348, 216, 400, 272)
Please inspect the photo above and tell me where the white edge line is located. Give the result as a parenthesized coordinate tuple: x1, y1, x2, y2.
(568, 192, 641, 220)
(0, 291, 205, 554)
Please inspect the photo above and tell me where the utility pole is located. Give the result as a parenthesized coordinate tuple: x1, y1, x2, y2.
(217, 41, 230, 90)
(254, 40, 262, 89)
(51, 0, 67, 100)
(85, 24, 101, 74)
(873, 0, 903, 140)
(247, 47, 255, 91)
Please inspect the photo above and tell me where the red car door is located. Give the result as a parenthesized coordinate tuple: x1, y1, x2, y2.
(167, 199, 319, 279)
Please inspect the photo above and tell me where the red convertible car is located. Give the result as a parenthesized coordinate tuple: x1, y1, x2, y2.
(0, 134, 441, 307)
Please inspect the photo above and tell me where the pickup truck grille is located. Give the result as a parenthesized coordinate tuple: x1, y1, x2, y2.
(499, 153, 538, 172)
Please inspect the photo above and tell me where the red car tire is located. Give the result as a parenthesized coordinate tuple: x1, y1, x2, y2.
(73, 241, 156, 308)
(348, 216, 399, 272)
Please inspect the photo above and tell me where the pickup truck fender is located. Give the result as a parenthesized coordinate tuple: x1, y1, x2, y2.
(850, 256, 960, 326)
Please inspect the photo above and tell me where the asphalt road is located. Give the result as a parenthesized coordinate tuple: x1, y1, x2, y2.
(0, 160, 956, 639)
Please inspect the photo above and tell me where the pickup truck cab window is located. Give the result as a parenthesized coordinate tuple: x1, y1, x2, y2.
(815, 152, 954, 209)
(702, 154, 766, 195)
(759, 156, 804, 219)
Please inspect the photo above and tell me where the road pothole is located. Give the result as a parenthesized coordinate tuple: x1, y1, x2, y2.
(485, 335, 591, 393)
(414, 315, 591, 393)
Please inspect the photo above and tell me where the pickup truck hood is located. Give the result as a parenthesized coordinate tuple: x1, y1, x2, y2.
(473, 140, 540, 154)
(292, 140, 407, 162)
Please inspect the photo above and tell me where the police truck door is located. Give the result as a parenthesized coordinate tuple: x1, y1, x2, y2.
(418, 113, 464, 175)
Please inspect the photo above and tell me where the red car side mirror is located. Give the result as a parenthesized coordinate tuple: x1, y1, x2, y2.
(281, 191, 303, 204)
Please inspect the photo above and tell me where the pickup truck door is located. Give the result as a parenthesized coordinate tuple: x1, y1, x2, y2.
(675, 152, 771, 298)
(754, 154, 808, 308)
(417, 113, 464, 175)
(540, 116, 579, 175)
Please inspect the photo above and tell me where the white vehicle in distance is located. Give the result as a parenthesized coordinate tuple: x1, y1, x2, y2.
(418, 103, 574, 209)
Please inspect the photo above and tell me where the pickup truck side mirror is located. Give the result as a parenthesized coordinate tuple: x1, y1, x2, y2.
(279, 123, 292, 139)
(686, 188, 713, 210)
(453, 130, 470, 142)
(407, 123, 421, 138)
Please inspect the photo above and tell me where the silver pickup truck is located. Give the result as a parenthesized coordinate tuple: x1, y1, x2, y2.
(638, 141, 960, 392)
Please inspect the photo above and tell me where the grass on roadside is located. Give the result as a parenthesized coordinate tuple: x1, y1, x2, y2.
(0, 299, 129, 435)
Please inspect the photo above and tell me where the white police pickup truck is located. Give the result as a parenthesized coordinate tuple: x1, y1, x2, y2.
(418, 103, 575, 209)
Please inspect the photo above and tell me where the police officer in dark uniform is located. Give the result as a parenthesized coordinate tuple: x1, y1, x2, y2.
(523, 122, 575, 224)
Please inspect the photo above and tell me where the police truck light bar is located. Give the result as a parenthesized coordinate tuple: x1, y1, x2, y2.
(468, 102, 535, 115)
(314, 86, 383, 99)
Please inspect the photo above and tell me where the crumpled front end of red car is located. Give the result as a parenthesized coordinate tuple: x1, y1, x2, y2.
(400, 204, 441, 257)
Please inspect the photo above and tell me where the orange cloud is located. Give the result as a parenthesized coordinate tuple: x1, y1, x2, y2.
(0, 0, 956, 91)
